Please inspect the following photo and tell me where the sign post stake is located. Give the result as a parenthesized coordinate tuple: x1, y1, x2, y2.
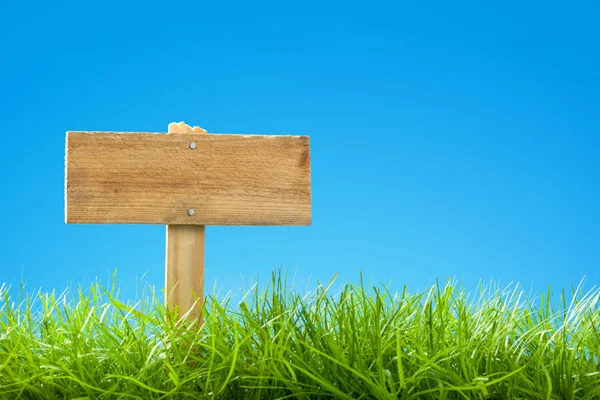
(166, 122, 207, 323)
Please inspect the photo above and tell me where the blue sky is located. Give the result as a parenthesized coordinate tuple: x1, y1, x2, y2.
(1, 1, 599, 303)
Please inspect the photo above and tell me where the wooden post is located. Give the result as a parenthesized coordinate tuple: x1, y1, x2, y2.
(165, 224, 205, 321)
(166, 122, 207, 323)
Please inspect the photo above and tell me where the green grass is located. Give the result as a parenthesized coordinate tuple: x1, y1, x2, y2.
(1, 270, 599, 400)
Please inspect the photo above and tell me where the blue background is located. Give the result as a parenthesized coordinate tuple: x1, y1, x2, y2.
(1, 1, 598, 302)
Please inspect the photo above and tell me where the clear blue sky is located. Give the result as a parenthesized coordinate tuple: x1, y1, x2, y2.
(1, 1, 599, 303)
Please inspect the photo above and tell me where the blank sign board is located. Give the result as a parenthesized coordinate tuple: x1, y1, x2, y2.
(65, 131, 311, 225)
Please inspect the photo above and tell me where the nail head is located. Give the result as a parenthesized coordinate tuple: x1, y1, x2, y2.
(187, 209, 195, 216)
(189, 142, 197, 149)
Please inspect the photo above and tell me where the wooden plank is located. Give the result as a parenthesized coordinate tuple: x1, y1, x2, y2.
(65, 131, 312, 225)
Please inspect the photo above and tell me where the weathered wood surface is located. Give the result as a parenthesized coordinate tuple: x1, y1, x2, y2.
(65, 131, 311, 225)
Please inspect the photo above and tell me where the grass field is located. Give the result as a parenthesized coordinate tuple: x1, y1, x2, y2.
(1, 270, 599, 399)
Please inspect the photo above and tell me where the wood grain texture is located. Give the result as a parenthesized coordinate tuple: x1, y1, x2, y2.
(165, 224, 205, 321)
(65, 131, 311, 225)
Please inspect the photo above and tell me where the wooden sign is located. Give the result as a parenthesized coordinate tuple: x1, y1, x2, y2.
(65, 131, 311, 225)
(65, 123, 312, 322)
